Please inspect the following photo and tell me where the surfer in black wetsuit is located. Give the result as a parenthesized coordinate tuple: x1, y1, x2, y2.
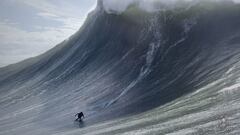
(75, 112, 85, 121)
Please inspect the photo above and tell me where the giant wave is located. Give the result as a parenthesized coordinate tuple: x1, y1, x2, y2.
(0, 0, 240, 135)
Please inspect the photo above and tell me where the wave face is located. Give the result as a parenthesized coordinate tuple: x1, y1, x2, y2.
(1, 1, 240, 135)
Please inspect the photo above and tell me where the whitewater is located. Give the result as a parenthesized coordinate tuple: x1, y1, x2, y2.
(0, 0, 240, 134)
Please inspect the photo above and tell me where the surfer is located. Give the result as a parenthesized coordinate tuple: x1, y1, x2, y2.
(75, 112, 85, 121)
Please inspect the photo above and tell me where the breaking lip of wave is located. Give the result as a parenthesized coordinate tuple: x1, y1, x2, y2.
(100, 0, 240, 13)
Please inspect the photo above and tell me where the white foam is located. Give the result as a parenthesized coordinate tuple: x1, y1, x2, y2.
(100, 0, 239, 13)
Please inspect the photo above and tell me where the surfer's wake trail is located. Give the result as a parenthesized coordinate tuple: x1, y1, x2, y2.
(1, 0, 240, 135)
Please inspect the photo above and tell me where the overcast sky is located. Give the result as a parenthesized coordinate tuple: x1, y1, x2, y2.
(0, 0, 96, 67)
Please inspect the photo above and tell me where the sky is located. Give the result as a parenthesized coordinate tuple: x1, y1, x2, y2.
(0, 0, 96, 67)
